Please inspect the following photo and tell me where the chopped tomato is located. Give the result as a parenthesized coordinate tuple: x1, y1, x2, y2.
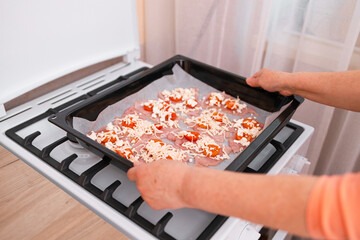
(211, 112, 224, 122)
(169, 95, 183, 102)
(235, 132, 252, 142)
(154, 123, 163, 130)
(143, 102, 153, 112)
(203, 144, 220, 157)
(116, 148, 133, 159)
(184, 131, 200, 142)
(166, 155, 173, 160)
(242, 119, 260, 129)
(101, 131, 117, 144)
(209, 94, 221, 103)
(149, 139, 165, 146)
(185, 98, 198, 108)
(197, 122, 209, 129)
(225, 100, 238, 110)
(160, 101, 171, 111)
(102, 135, 117, 144)
(122, 119, 136, 129)
(165, 112, 177, 121)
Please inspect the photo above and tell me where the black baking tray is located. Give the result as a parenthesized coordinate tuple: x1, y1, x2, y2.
(48, 55, 303, 172)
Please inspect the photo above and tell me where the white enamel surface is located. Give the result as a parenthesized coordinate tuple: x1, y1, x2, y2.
(0, 0, 139, 104)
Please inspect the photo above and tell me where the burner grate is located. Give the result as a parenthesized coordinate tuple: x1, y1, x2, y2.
(5, 67, 304, 240)
(5, 104, 177, 240)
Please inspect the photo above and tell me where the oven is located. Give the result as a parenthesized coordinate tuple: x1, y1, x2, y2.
(0, 1, 313, 239)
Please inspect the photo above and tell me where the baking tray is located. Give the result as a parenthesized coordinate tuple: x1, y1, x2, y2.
(48, 55, 303, 172)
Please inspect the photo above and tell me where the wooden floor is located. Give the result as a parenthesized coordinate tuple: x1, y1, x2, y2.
(0, 146, 129, 240)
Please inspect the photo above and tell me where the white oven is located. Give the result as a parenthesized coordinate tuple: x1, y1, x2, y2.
(0, 1, 313, 239)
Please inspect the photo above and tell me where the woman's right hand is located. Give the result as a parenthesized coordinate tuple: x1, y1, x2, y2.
(246, 68, 293, 96)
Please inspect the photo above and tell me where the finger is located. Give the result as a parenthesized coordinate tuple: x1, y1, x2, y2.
(127, 167, 137, 181)
(279, 90, 292, 96)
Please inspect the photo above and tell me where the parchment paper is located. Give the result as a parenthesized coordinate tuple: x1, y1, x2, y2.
(73, 64, 280, 170)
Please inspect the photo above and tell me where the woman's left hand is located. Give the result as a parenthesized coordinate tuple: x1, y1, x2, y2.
(127, 160, 190, 210)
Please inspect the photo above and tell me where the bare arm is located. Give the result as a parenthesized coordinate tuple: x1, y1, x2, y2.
(128, 160, 317, 238)
(246, 69, 360, 112)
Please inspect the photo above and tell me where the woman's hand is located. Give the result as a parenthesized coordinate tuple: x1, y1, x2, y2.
(246, 68, 293, 96)
(127, 160, 190, 210)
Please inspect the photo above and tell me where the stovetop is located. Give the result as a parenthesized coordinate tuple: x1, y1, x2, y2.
(0, 61, 312, 240)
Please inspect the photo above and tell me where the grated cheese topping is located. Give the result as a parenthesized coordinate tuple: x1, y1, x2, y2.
(86, 130, 139, 162)
(161, 88, 197, 101)
(233, 118, 262, 146)
(88, 129, 118, 144)
(116, 114, 164, 142)
(181, 135, 229, 161)
(141, 99, 179, 128)
(171, 101, 202, 116)
(88, 131, 98, 141)
(186, 98, 198, 108)
(139, 140, 188, 163)
(205, 92, 247, 114)
(222, 98, 247, 113)
(185, 109, 231, 136)
(207, 92, 224, 107)
(234, 138, 251, 147)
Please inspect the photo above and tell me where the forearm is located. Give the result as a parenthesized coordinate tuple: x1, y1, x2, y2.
(182, 167, 317, 237)
(285, 71, 360, 112)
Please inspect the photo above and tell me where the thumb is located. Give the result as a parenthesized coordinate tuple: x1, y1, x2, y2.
(246, 69, 264, 87)
(246, 76, 259, 87)
(127, 167, 137, 181)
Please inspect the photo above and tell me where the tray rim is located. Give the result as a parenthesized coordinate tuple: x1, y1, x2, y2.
(48, 54, 304, 172)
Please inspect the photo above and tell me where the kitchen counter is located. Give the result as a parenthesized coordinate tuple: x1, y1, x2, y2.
(0, 146, 129, 240)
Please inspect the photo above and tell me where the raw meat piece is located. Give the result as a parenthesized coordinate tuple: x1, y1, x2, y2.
(200, 92, 257, 117)
(228, 134, 246, 153)
(134, 138, 190, 164)
(229, 118, 264, 153)
(133, 100, 155, 119)
(194, 146, 231, 167)
(184, 109, 232, 142)
(186, 108, 202, 116)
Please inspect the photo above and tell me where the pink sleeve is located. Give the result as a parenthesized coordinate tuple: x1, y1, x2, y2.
(306, 173, 360, 240)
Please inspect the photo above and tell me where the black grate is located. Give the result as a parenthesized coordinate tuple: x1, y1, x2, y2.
(5, 67, 304, 240)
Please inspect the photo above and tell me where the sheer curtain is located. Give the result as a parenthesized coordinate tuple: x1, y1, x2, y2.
(139, 0, 360, 175)
(263, 0, 360, 175)
(141, 0, 272, 76)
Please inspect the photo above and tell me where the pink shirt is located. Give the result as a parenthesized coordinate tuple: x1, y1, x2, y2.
(307, 173, 360, 239)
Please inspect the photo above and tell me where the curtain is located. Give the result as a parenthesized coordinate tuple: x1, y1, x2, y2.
(139, 0, 360, 176)
(263, 0, 360, 175)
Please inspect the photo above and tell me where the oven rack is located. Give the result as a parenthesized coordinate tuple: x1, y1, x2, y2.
(5, 68, 304, 240)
